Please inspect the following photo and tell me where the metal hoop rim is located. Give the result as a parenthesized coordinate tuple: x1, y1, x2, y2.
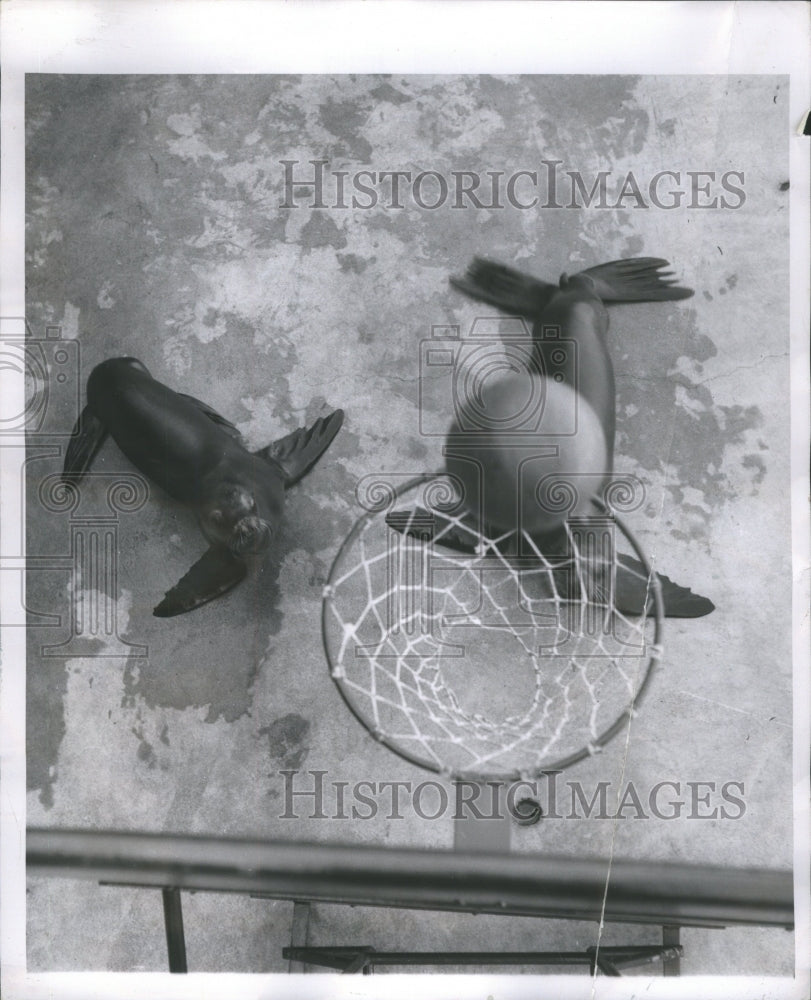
(322, 475, 664, 782)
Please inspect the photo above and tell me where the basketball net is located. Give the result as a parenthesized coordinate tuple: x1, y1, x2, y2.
(322, 475, 663, 782)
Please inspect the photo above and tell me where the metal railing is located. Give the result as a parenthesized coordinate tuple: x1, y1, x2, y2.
(27, 827, 794, 974)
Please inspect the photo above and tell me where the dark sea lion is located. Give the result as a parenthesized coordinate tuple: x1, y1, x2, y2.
(388, 257, 713, 618)
(62, 357, 344, 617)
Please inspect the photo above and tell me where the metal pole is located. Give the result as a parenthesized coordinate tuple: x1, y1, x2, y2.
(662, 925, 681, 976)
(28, 828, 794, 930)
(161, 887, 187, 973)
(287, 901, 311, 973)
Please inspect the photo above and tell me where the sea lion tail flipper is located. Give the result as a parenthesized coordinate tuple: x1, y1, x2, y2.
(177, 394, 242, 438)
(615, 553, 715, 618)
(257, 408, 344, 488)
(61, 406, 108, 484)
(153, 545, 247, 617)
(385, 506, 484, 554)
(577, 258, 694, 302)
(450, 257, 558, 316)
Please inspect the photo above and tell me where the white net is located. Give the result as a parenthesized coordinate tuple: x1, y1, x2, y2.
(322, 475, 663, 781)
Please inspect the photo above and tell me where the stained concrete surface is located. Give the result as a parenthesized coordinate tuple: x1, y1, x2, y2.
(24, 75, 792, 975)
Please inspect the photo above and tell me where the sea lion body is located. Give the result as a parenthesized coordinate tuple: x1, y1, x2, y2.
(445, 272, 619, 537)
(445, 258, 695, 531)
(445, 373, 609, 535)
(386, 256, 715, 617)
(85, 358, 284, 520)
(64, 356, 343, 615)
(534, 276, 615, 458)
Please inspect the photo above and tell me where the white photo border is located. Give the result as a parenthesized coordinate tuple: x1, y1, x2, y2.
(1, 2, 808, 999)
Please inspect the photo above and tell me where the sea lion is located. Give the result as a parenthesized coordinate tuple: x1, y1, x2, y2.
(445, 373, 610, 536)
(388, 257, 714, 618)
(62, 357, 344, 617)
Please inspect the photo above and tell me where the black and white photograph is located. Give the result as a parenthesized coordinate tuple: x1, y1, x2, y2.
(1, 3, 809, 999)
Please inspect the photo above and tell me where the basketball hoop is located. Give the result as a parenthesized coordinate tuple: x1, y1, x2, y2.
(322, 475, 664, 782)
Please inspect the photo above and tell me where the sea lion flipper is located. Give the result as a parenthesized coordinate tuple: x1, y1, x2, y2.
(153, 545, 247, 617)
(178, 394, 242, 438)
(385, 506, 484, 554)
(256, 408, 344, 487)
(450, 257, 557, 316)
(615, 553, 715, 618)
(61, 406, 108, 484)
(577, 258, 694, 302)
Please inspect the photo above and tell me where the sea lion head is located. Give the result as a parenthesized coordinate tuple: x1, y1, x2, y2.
(200, 482, 273, 556)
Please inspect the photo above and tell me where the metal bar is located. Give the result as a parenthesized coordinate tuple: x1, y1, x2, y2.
(161, 887, 187, 973)
(284, 947, 605, 968)
(284, 948, 354, 971)
(602, 945, 676, 959)
(662, 925, 681, 976)
(27, 828, 794, 930)
(179, 884, 724, 928)
(287, 901, 311, 974)
(285, 944, 684, 973)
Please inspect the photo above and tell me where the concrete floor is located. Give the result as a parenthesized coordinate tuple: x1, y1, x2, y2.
(24, 75, 793, 976)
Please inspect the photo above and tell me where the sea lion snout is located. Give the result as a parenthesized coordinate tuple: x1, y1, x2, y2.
(200, 483, 274, 555)
(229, 515, 273, 556)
